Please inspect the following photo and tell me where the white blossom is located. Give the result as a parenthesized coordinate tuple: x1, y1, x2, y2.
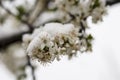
(23, 23, 80, 64)
(22, 0, 106, 64)
(52, 0, 106, 26)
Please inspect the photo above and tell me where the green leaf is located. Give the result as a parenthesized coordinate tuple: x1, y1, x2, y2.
(16, 6, 26, 15)
(91, 0, 100, 9)
(87, 34, 94, 40)
(16, 6, 26, 20)
(0, 17, 5, 24)
(86, 42, 92, 52)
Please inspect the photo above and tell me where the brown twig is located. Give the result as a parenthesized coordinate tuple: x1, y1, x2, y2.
(27, 55, 36, 80)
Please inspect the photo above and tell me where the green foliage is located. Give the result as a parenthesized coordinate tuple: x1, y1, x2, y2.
(0, 16, 5, 24)
(91, 0, 100, 9)
(18, 66, 27, 80)
(18, 73, 27, 80)
(16, 6, 26, 20)
(86, 34, 94, 51)
(87, 34, 94, 41)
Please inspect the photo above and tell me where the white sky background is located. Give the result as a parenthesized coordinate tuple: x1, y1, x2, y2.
(0, 3, 120, 80)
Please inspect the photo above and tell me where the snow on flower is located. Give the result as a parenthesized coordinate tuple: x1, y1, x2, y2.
(23, 23, 80, 64)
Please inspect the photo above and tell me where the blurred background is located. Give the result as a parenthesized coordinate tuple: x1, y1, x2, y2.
(0, 0, 120, 80)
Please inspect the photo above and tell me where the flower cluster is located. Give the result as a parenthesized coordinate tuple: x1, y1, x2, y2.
(23, 0, 106, 64)
(49, 0, 106, 26)
(23, 23, 80, 64)
(47, 0, 106, 52)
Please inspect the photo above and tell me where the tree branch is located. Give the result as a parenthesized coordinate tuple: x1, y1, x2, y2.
(0, 0, 51, 49)
(0, 0, 120, 49)
(0, 31, 31, 49)
(0, 0, 35, 49)
(28, 0, 50, 24)
(27, 55, 36, 80)
(106, 0, 120, 6)
(0, 1, 34, 31)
